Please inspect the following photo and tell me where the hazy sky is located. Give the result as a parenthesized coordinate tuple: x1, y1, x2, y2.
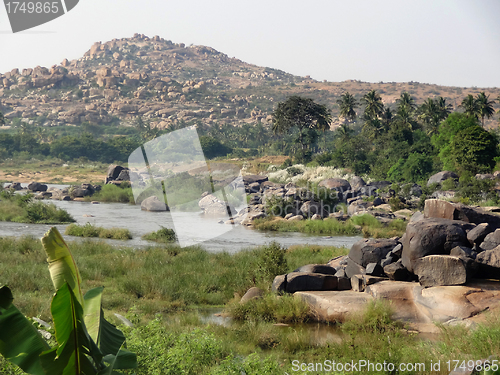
(1, 0, 499, 87)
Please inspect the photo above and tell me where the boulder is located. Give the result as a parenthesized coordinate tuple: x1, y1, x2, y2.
(288, 215, 304, 221)
(242, 174, 268, 185)
(199, 194, 234, 216)
(427, 171, 459, 186)
(240, 287, 264, 304)
(285, 272, 338, 293)
(107, 164, 125, 181)
(318, 178, 351, 192)
(351, 274, 387, 292)
(401, 218, 474, 272)
(413, 255, 467, 287)
(271, 275, 287, 293)
(140, 196, 169, 212)
(5, 182, 22, 190)
(424, 199, 500, 229)
(300, 201, 328, 218)
(116, 169, 130, 181)
(71, 187, 93, 198)
(383, 259, 412, 281)
(348, 238, 398, 267)
(293, 264, 336, 275)
(27, 182, 47, 192)
(344, 257, 366, 278)
(349, 176, 366, 190)
(467, 223, 493, 246)
(475, 247, 500, 279)
(480, 229, 500, 251)
(365, 263, 384, 277)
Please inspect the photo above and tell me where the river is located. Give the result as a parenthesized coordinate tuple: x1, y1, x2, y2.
(1, 184, 362, 252)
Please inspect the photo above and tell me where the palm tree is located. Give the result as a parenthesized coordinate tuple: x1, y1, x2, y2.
(380, 106, 394, 130)
(419, 98, 441, 135)
(336, 92, 358, 123)
(395, 104, 419, 131)
(476, 92, 496, 127)
(336, 123, 354, 142)
(436, 96, 452, 120)
(460, 94, 479, 120)
(396, 92, 417, 112)
(361, 90, 384, 120)
(362, 116, 384, 140)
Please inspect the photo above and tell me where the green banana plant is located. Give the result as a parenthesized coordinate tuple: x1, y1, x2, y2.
(0, 227, 137, 375)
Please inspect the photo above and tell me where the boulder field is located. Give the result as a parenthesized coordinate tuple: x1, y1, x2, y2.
(269, 199, 500, 331)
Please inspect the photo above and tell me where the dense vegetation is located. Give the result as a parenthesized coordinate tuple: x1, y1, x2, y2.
(0, 188, 74, 224)
(1, 236, 500, 374)
(1, 91, 500, 186)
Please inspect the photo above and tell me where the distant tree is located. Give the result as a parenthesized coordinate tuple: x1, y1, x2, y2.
(0, 111, 4, 126)
(335, 123, 354, 142)
(272, 96, 331, 150)
(476, 92, 496, 127)
(436, 96, 453, 120)
(336, 92, 358, 123)
(449, 125, 498, 173)
(396, 92, 417, 112)
(380, 106, 394, 129)
(394, 104, 419, 131)
(460, 94, 480, 120)
(418, 98, 441, 135)
(361, 90, 384, 120)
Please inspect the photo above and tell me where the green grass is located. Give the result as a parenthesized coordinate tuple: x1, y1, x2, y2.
(142, 227, 177, 243)
(0, 191, 75, 224)
(254, 213, 407, 238)
(1, 235, 500, 374)
(64, 223, 132, 240)
(84, 183, 134, 203)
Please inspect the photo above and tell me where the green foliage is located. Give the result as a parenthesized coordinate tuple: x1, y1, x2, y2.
(263, 195, 295, 217)
(0, 193, 75, 224)
(227, 294, 310, 323)
(199, 136, 232, 159)
(255, 242, 288, 284)
(448, 125, 498, 174)
(86, 184, 134, 203)
(342, 301, 402, 334)
(0, 228, 137, 374)
(456, 172, 498, 204)
(142, 227, 177, 243)
(387, 152, 434, 183)
(441, 177, 458, 191)
(65, 223, 132, 240)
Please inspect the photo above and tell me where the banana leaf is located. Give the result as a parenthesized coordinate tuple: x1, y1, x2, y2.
(83, 287, 126, 356)
(0, 285, 50, 375)
(41, 227, 84, 306)
(40, 283, 96, 375)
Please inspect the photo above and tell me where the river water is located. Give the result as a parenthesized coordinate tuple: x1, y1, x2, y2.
(1, 184, 362, 252)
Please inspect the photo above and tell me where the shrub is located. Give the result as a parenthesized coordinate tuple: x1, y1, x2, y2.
(255, 242, 288, 285)
(142, 227, 177, 243)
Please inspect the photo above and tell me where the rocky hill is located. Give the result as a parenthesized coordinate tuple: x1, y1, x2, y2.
(1, 33, 499, 130)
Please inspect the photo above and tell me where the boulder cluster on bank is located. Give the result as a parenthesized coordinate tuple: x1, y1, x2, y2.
(265, 199, 500, 328)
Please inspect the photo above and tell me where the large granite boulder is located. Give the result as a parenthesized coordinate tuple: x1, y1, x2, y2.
(424, 199, 500, 229)
(348, 238, 399, 268)
(413, 255, 467, 287)
(318, 178, 351, 192)
(140, 196, 169, 211)
(285, 272, 338, 293)
(27, 182, 48, 192)
(199, 194, 234, 216)
(293, 264, 336, 275)
(427, 171, 458, 186)
(242, 174, 268, 185)
(475, 247, 500, 279)
(107, 164, 125, 181)
(401, 218, 474, 273)
(299, 201, 329, 218)
(349, 176, 366, 190)
(479, 229, 500, 251)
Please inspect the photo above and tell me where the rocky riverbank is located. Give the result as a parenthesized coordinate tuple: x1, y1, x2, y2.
(258, 199, 500, 331)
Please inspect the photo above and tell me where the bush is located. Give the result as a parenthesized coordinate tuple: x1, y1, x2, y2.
(142, 227, 177, 243)
(88, 183, 134, 203)
(255, 242, 288, 284)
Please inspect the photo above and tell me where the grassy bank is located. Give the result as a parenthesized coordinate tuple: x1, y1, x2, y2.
(0, 190, 74, 224)
(65, 223, 132, 240)
(1, 236, 499, 374)
(254, 213, 407, 238)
